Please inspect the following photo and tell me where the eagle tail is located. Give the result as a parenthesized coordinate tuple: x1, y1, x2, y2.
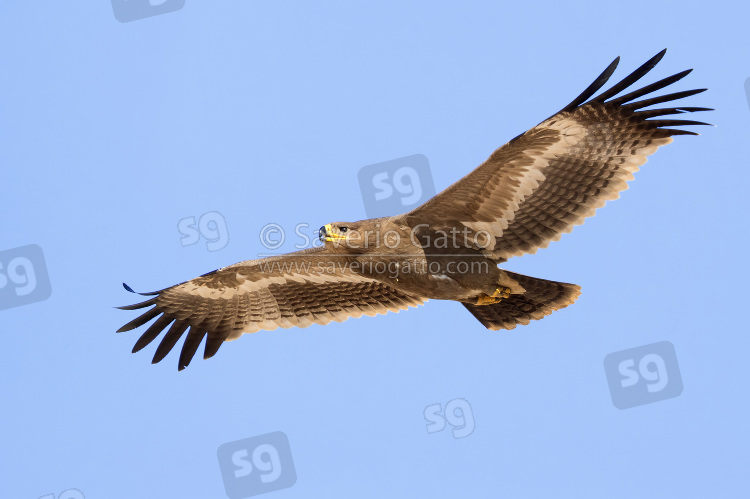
(463, 271, 581, 330)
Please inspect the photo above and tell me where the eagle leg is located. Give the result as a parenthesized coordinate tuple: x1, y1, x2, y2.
(475, 286, 512, 305)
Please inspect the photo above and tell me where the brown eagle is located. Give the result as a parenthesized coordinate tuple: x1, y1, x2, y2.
(117, 49, 711, 370)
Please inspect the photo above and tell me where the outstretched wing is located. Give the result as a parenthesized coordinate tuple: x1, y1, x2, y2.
(117, 247, 424, 370)
(405, 49, 712, 262)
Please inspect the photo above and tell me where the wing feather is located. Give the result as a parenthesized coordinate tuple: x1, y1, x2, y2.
(405, 49, 711, 262)
(179, 327, 207, 371)
(118, 246, 424, 370)
(623, 88, 707, 110)
(203, 335, 225, 360)
(152, 321, 189, 364)
(132, 315, 173, 353)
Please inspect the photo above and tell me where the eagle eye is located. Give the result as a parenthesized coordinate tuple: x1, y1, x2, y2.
(340, 226, 348, 233)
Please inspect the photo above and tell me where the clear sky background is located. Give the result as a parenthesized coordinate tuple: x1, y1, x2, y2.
(2, 1, 749, 498)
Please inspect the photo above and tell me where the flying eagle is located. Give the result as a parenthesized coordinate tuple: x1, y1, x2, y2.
(117, 49, 711, 370)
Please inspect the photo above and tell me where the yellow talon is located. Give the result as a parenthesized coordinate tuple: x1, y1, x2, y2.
(491, 287, 512, 299)
(476, 295, 498, 305)
(476, 287, 512, 305)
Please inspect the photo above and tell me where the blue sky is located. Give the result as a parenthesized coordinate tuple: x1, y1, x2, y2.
(2, 1, 749, 498)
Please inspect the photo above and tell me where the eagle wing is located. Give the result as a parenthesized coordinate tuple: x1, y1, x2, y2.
(117, 246, 424, 370)
(405, 49, 712, 263)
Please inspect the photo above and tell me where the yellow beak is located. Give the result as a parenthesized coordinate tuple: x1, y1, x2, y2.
(324, 224, 347, 242)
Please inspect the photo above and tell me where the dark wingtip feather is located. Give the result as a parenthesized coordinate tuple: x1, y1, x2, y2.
(645, 119, 713, 127)
(560, 50, 712, 130)
(122, 282, 160, 296)
(116, 297, 158, 311)
(204, 336, 225, 360)
(684, 107, 714, 112)
(560, 56, 620, 113)
(132, 316, 174, 353)
(663, 129, 702, 136)
(152, 321, 189, 364)
(625, 88, 708, 111)
(591, 49, 668, 104)
(178, 327, 207, 371)
(117, 307, 159, 333)
(607, 69, 694, 106)
(634, 106, 714, 119)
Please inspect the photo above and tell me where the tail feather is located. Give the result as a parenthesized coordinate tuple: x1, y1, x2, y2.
(464, 271, 581, 330)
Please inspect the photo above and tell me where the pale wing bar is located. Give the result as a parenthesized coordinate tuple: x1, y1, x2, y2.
(483, 51, 712, 261)
(117, 271, 423, 371)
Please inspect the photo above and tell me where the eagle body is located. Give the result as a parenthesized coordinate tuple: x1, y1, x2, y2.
(117, 49, 711, 370)
(314, 217, 508, 302)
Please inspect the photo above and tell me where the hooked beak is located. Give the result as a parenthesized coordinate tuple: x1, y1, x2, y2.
(319, 224, 347, 243)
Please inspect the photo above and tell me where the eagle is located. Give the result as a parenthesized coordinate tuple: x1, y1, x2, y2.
(117, 49, 711, 370)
